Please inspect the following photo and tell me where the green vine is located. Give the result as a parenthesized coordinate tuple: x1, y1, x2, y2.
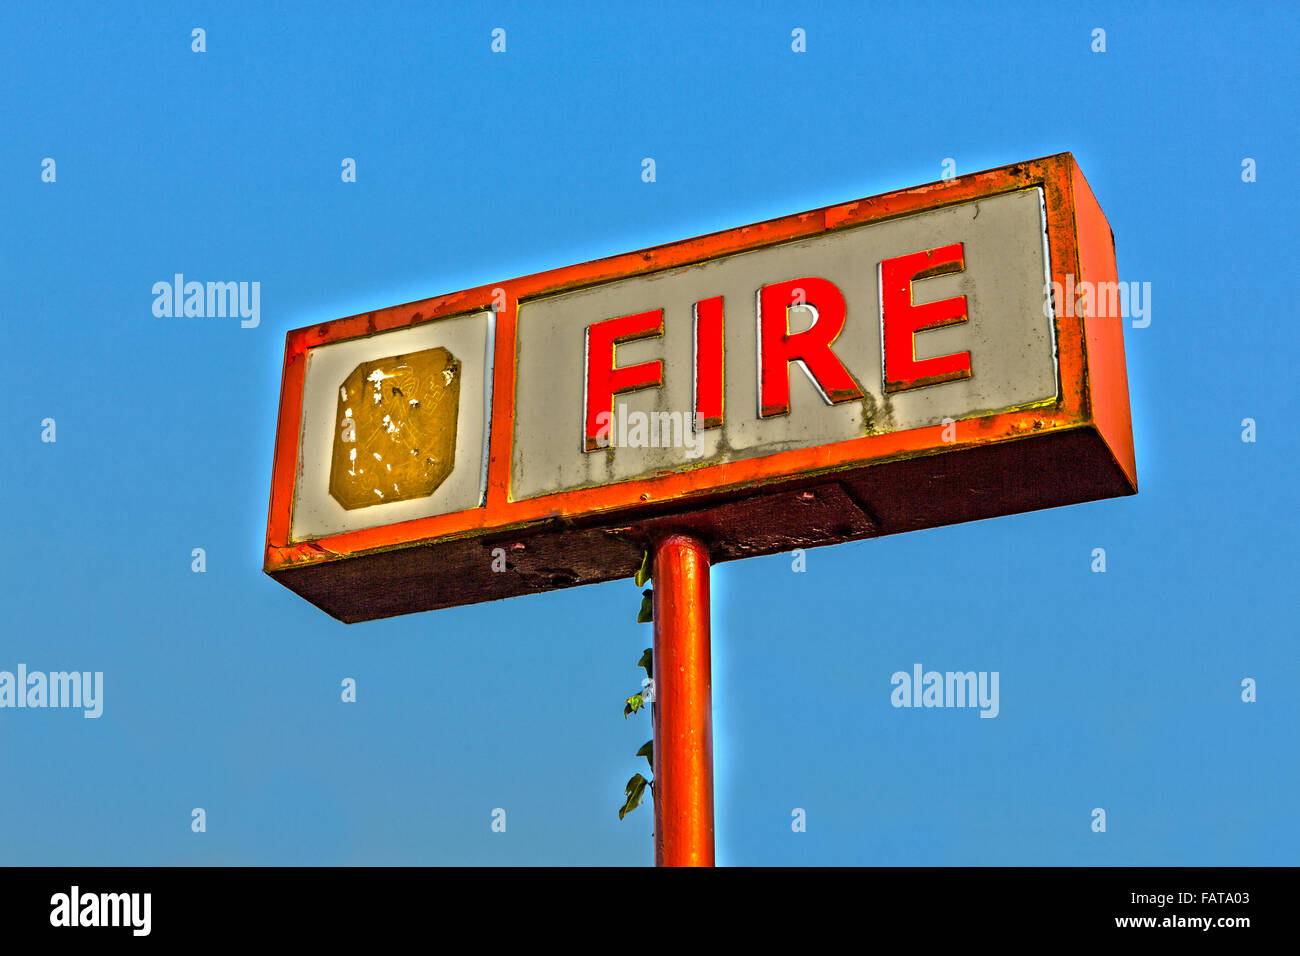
(619, 549, 655, 820)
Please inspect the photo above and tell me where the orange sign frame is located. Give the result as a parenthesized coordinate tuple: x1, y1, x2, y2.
(265, 153, 1136, 622)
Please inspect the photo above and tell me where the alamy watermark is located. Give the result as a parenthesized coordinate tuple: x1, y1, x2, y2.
(592, 403, 704, 458)
(152, 274, 260, 328)
(890, 663, 999, 718)
(0, 665, 103, 718)
(50, 886, 150, 936)
(1045, 273, 1151, 328)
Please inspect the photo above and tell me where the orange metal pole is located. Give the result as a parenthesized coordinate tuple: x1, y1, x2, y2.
(651, 532, 715, 867)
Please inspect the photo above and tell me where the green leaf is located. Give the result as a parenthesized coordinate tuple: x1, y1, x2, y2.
(637, 589, 653, 624)
(619, 773, 649, 819)
(637, 739, 653, 767)
(635, 550, 652, 587)
(624, 693, 644, 718)
(637, 648, 653, 677)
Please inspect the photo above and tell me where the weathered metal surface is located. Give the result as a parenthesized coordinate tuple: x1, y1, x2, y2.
(265, 153, 1136, 623)
(327, 347, 461, 510)
(513, 186, 1057, 499)
(288, 310, 493, 542)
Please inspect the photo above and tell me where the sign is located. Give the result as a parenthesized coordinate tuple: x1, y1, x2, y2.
(265, 153, 1136, 622)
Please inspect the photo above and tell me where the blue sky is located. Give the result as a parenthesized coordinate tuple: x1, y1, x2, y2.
(2, 1, 1296, 865)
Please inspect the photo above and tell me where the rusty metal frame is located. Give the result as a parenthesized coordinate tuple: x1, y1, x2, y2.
(264, 152, 1136, 622)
